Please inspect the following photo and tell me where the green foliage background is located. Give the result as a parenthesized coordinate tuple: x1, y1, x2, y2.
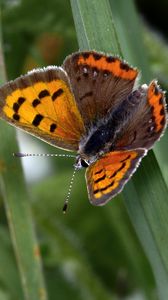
(0, 0, 168, 299)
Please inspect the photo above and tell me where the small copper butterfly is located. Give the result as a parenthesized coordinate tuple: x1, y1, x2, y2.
(0, 51, 167, 205)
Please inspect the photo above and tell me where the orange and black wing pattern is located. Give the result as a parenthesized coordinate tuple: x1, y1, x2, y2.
(0, 67, 85, 151)
(86, 149, 146, 205)
(116, 81, 167, 151)
(63, 51, 138, 126)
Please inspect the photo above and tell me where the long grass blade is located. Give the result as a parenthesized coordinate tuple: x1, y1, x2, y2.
(70, 0, 168, 298)
(0, 9, 48, 300)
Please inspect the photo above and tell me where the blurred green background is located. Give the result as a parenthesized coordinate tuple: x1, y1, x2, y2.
(0, 0, 168, 299)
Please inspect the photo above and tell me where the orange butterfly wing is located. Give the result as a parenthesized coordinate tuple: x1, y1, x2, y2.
(0, 67, 85, 151)
(86, 149, 146, 205)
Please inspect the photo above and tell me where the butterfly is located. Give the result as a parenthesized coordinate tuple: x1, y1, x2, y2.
(0, 51, 167, 206)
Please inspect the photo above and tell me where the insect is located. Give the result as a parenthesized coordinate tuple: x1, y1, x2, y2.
(0, 51, 167, 206)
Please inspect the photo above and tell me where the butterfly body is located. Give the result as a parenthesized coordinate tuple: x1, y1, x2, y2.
(0, 51, 167, 205)
(76, 84, 150, 166)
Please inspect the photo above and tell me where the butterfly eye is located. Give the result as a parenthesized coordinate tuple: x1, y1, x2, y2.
(75, 156, 89, 169)
(81, 159, 89, 168)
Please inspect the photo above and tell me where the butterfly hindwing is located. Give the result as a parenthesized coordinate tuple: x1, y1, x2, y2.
(63, 51, 138, 126)
(0, 67, 85, 151)
(116, 81, 167, 151)
(86, 149, 146, 205)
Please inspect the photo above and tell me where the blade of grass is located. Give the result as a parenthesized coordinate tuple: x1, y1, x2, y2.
(0, 10, 48, 300)
(109, 0, 150, 80)
(70, 0, 168, 298)
(0, 228, 24, 300)
(110, 0, 168, 298)
(124, 153, 168, 300)
(70, 0, 121, 55)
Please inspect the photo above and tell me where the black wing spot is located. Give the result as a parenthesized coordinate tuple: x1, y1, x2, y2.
(116, 162, 126, 173)
(109, 162, 127, 179)
(94, 174, 106, 184)
(109, 170, 117, 179)
(52, 88, 63, 101)
(120, 155, 131, 163)
(106, 56, 116, 63)
(50, 123, 57, 132)
(13, 97, 26, 112)
(32, 99, 41, 107)
(13, 103, 20, 113)
(82, 53, 90, 59)
(38, 90, 50, 99)
(18, 97, 26, 105)
(95, 169, 103, 175)
(120, 62, 130, 71)
(32, 114, 43, 126)
(13, 113, 20, 121)
(93, 53, 102, 60)
(94, 180, 115, 194)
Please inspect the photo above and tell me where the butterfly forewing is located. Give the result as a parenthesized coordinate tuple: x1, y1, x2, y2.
(86, 149, 146, 205)
(0, 67, 85, 151)
(63, 51, 138, 126)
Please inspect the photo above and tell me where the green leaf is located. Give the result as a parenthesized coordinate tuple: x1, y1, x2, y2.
(0, 10, 48, 300)
(70, 0, 121, 54)
(70, 0, 168, 299)
(0, 227, 23, 300)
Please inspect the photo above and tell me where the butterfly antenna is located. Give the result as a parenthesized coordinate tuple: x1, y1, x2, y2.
(14, 152, 78, 213)
(63, 166, 78, 214)
(13, 152, 76, 158)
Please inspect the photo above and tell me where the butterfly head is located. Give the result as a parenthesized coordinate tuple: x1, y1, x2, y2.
(75, 126, 109, 170)
(75, 117, 117, 171)
(74, 154, 96, 170)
